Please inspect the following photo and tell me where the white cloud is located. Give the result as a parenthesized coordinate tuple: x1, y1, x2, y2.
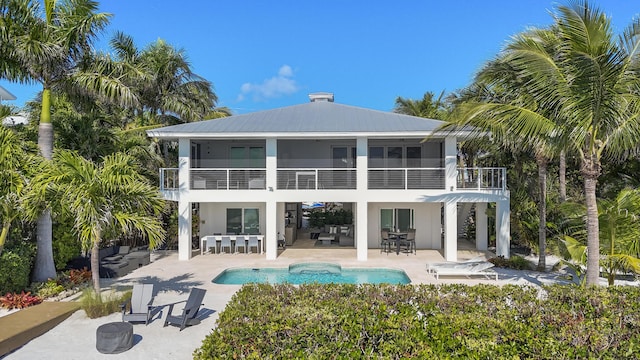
(237, 65, 299, 102)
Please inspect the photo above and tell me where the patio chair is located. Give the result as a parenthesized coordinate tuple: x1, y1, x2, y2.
(247, 235, 260, 254)
(235, 235, 246, 253)
(121, 283, 155, 325)
(163, 288, 207, 331)
(220, 236, 232, 254)
(426, 259, 497, 280)
(399, 228, 416, 255)
(380, 229, 394, 254)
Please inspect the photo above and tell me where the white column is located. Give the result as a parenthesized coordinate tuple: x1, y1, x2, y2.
(475, 202, 488, 251)
(178, 138, 191, 260)
(496, 199, 511, 258)
(444, 136, 457, 192)
(356, 200, 368, 261)
(178, 200, 192, 260)
(265, 200, 278, 260)
(443, 200, 457, 261)
(266, 138, 277, 191)
(356, 136, 367, 191)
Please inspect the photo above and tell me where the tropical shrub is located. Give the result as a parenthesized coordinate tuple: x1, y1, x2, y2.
(34, 279, 66, 299)
(489, 255, 532, 270)
(0, 291, 42, 309)
(0, 240, 36, 294)
(80, 289, 131, 319)
(52, 219, 83, 270)
(195, 284, 640, 359)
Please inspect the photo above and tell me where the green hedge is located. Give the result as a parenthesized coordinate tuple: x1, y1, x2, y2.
(195, 284, 640, 359)
(0, 240, 36, 294)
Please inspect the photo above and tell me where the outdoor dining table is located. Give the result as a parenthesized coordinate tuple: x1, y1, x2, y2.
(389, 232, 407, 255)
(201, 234, 264, 255)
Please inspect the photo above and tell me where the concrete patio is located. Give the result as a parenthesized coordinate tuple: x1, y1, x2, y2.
(2, 246, 566, 359)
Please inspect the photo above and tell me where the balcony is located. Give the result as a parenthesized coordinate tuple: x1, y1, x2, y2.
(277, 169, 357, 189)
(158, 167, 506, 191)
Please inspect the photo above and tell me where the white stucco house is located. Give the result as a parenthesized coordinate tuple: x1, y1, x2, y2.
(146, 93, 510, 262)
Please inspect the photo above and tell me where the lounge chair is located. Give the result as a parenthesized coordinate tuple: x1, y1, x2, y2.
(427, 259, 498, 280)
(163, 288, 207, 331)
(121, 283, 155, 325)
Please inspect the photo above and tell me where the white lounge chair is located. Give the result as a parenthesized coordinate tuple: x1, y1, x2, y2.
(427, 259, 498, 280)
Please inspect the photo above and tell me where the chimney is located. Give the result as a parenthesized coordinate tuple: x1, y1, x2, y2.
(308, 92, 334, 102)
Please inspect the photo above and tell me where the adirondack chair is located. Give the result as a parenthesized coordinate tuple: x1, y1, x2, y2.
(121, 283, 155, 325)
(163, 288, 207, 331)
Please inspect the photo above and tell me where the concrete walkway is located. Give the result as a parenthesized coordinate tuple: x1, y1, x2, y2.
(2, 247, 566, 359)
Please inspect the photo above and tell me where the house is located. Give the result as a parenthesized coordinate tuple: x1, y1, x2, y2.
(146, 93, 510, 262)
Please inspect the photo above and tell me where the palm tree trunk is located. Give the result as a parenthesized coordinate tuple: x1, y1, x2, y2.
(91, 239, 101, 295)
(584, 174, 600, 285)
(0, 221, 9, 256)
(559, 150, 567, 202)
(536, 156, 548, 271)
(32, 88, 57, 282)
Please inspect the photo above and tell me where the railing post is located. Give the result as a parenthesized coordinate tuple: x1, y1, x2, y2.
(159, 168, 164, 191)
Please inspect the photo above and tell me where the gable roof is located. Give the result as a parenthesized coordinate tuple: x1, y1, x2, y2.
(147, 99, 453, 139)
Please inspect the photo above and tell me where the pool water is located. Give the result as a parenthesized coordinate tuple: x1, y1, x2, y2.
(212, 263, 411, 285)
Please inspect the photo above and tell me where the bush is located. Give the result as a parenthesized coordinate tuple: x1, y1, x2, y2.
(33, 267, 92, 299)
(489, 255, 532, 270)
(0, 240, 36, 294)
(80, 289, 131, 319)
(195, 284, 640, 359)
(52, 219, 83, 270)
(0, 291, 42, 309)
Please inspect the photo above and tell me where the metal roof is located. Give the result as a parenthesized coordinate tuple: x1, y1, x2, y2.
(0, 86, 16, 101)
(147, 100, 450, 139)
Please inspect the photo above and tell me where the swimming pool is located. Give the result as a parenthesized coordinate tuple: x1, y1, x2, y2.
(212, 262, 411, 285)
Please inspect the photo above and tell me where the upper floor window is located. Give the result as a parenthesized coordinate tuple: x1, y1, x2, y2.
(230, 146, 265, 168)
(369, 146, 422, 168)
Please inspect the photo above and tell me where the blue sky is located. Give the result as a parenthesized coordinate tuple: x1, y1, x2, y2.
(1, 1, 638, 114)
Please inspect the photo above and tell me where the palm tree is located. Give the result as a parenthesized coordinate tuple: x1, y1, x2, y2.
(35, 150, 165, 293)
(0, 126, 36, 255)
(445, 2, 640, 284)
(393, 91, 447, 119)
(560, 188, 640, 285)
(109, 32, 218, 125)
(0, 0, 138, 281)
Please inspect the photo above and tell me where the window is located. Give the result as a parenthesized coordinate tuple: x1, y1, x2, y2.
(368, 145, 423, 168)
(227, 208, 260, 234)
(380, 208, 414, 231)
(230, 146, 265, 168)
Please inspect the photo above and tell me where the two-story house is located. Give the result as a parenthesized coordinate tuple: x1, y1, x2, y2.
(147, 93, 510, 262)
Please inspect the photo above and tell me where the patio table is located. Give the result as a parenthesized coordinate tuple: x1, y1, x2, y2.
(389, 232, 407, 255)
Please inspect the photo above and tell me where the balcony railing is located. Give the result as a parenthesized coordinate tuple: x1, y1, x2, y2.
(158, 167, 506, 191)
(368, 168, 445, 189)
(457, 167, 505, 190)
(160, 168, 179, 190)
(277, 169, 356, 189)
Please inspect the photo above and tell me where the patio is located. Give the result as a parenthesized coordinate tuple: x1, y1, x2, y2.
(2, 248, 566, 360)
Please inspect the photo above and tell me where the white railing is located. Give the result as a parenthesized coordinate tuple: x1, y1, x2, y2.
(368, 168, 445, 189)
(457, 167, 506, 190)
(277, 169, 357, 189)
(160, 168, 179, 190)
(191, 168, 266, 190)
(159, 167, 506, 191)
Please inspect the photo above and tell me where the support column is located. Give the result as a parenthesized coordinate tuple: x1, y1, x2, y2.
(178, 138, 191, 261)
(265, 138, 277, 191)
(496, 199, 511, 258)
(475, 202, 488, 251)
(265, 200, 278, 260)
(356, 136, 367, 191)
(178, 200, 192, 260)
(444, 136, 457, 192)
(356, 200, 368, 261)
(443, 200, 457, 261)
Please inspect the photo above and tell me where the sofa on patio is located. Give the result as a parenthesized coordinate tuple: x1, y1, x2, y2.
(317, 225, 354, 246)
(98, 245, 150, 278)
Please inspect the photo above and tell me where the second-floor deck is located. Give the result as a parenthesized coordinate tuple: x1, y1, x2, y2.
(160, 167, 506, 192)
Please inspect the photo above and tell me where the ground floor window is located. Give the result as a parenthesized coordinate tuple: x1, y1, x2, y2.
(226, 208, 260, 234)
(380, 208, 414, 231)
